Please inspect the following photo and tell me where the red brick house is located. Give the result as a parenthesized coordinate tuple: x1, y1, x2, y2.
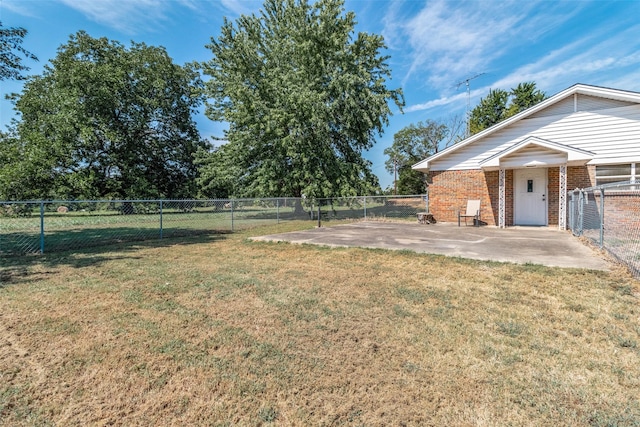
(412, 84, 640, 229)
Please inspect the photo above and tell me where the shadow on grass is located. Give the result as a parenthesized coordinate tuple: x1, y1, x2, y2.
(236, 204, 421, 221)
(1, 226, 232, 255)
(320, 204, 421, 220)
(0, 228, 230, 289)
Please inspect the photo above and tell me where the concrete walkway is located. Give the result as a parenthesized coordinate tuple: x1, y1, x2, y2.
(251, 221, 610, 270)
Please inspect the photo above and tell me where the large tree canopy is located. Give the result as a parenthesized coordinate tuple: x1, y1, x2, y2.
(469, 82, 546, 135)
(383, 119, 456, 194)
(0, 21, 37, 81)
(197, 0, 403, 199)
(2, 31, 205, 200)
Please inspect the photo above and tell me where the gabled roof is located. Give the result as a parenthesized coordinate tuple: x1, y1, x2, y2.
(480, 136, 595, 169)
(412, 84, 640, 172)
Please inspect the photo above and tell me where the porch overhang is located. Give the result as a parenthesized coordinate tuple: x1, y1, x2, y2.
(480, 136, 595, 171)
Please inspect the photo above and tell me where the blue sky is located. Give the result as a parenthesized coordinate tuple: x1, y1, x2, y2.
(2, 0, 640, 190)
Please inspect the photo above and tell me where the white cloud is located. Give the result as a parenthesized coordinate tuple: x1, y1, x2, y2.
(401, 0, 520, 86)
(604, 74, 640, 93)
(405, 91, 466, 113)
(379, 0, 405, 51)
(176, 0, 201, 11)
(219, 0, 258, 16)
(487, 23, 640, 95)
(395, 0, 583, 90)
(55, 0, 254, 34)
(402, 3, 640, 113)
(1, 0, 39, 17)
(57, 0, 172, 34)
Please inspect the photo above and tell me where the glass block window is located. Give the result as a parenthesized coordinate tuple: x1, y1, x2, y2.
(595, 163, 636, 186)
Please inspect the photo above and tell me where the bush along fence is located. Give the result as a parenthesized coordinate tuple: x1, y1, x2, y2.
(568, 181, 640, 277)
(0, 195, 427, 256)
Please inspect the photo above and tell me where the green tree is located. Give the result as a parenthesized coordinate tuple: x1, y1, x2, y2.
(469, 82, 546, 135)
(2, 31, 205, 200)
(0, 22, 37, 81)
(0, 130, 50, 200)
(384, 119, 452, 194)
(197, 0, 403, 199)
(508, 81, 546, 116)
(468, 88, 510, 135)
(194, 144, 240, 198)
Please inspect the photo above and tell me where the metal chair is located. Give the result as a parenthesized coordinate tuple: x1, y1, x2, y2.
(458, 200, 481, 226)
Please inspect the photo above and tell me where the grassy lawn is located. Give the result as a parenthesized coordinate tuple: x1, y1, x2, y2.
(1, 221, 639, 425)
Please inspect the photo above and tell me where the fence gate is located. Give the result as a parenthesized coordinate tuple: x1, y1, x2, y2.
(568, 182, 640, 278)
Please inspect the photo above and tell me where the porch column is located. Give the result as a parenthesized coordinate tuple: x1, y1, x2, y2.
(559, 164, 567, 230)
(499, 167, 505, 228)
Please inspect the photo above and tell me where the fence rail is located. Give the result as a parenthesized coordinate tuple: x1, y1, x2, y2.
(0, 195, 427, 256)
(568, 181, 640, 277)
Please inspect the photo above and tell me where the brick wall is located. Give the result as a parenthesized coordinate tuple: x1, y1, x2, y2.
(427, 166, 594, 226)
(604, 192, 640, 235)
(567, 165, 595, 189)
(554, 166, 594, 228)
(486, 169, 514, 226)
(428, 169, 510, 225)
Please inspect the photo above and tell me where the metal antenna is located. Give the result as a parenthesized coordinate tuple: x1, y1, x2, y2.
(455, 72, 485, 137)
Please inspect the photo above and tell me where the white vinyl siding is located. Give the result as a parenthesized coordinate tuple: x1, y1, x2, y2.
(577, 94, 635, 111)
(528, 97, 575, 118)
(429, 104, 640, 171)
(528, 94, 636, 119)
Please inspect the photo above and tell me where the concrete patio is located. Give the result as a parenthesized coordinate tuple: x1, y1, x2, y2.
(251, 221, 610, 270)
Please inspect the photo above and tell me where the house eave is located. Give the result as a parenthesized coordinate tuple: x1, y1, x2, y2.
(588, 156, 640, 165)
(412, 158, 431, 173)
(481, 159, 590, 171)
(479, 136, 595, 169)
(413, 84, 640, 170)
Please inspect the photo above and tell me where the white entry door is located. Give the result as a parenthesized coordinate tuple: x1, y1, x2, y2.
(514, 168, 547, 225)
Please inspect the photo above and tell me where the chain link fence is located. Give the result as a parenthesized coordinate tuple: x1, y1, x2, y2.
(568, 182, 640, 277)
(0, 195, 427, 256)
(315, 195, 428, 223)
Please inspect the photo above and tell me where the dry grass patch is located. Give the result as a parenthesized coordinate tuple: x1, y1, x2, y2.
(1, 222, 639, 425)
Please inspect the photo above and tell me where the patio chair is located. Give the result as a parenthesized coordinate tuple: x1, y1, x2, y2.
(458, 200, 481, 227)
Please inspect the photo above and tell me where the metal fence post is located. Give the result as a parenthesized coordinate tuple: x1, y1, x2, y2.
(599, 188, 605, 248)
(578, 190, 584, 236)
(276, 199, 280, 224)
(159, 200, 163, 239)
(363, 196, 367, 220)
(317, 204, 321, 227)
(569, 192, 574, 233)
(425, 190, 429, 213)
(231, 200, 234, 231)
(40, 201, 45, 254)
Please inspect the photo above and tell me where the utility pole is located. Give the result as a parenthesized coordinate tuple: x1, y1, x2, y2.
(455, 72, 485, 138)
